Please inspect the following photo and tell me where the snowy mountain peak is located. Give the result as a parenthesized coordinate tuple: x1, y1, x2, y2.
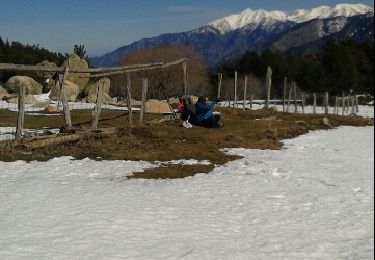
(208, 3, 374, 34)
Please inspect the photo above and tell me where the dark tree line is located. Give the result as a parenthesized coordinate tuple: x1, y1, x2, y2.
(0, 37, 66, 83)
(218, 38, 374, 96)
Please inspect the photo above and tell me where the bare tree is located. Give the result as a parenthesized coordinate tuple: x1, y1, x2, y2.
(111, 45, 211, 100)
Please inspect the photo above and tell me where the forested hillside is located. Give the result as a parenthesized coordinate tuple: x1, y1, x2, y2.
(219, 38, 374, 96)
(0, 37, 65, 83)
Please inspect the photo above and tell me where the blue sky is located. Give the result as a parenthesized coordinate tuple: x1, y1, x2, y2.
(0, 0, 373, 57)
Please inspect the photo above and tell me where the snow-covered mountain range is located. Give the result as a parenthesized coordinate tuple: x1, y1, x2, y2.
(91, 3, 374, 68)
(209, 3, 373, 33)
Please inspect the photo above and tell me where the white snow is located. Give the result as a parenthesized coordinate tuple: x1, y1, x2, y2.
(208, 3, 374, 34)
(0, 126, 373, 259)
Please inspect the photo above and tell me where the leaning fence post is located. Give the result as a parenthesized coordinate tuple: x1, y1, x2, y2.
(265, 66, 272, 109)
(217, 73, 222, 100)
(126, 72, 133, 133)
(91, 80, 104, 129)
(139, 78, 148, 125)
(16, 85, 26, 140)
(243, 76, 248, 111)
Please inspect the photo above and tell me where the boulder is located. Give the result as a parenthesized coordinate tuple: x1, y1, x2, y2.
(43, 105, 60, 113)
(5, 76, 42, 95)
(63, 53, 90, 92)
(0, 85, 8, 100)
(36, 60, 58, 81)
(49, 80, 80, 102)
(84, 78, 113, 103)
(145, 99, 172, 114)
(6, 94, 39, 104)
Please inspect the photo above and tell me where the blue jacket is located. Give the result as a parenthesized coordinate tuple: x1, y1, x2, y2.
(193, 101, 216, 124)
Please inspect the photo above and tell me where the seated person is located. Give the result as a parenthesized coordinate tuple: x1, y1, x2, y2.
(192, 96, 223, 128)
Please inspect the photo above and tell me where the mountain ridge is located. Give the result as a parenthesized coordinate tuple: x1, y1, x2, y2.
(91, 3, 374, 68)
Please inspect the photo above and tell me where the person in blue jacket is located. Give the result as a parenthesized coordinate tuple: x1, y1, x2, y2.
(192, 96, 223, 128)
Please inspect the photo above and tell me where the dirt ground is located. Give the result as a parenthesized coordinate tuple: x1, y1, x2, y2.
(0, 107, 373, 179)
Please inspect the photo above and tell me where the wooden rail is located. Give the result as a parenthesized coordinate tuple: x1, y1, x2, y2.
(0, 58, 187, 76)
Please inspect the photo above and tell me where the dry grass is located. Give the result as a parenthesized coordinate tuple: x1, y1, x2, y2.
(0, 107, 373, 179)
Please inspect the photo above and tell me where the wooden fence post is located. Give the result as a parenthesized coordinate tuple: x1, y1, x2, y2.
(233, 71, 237, 110)
(60, 63, 72, 127)
(16, 85, 26, 140)
(351, 96, 355, 114)
(91, 80, 104, 129)
(293, 82, 298, 113)
(301, 93, 305, 114)
(182, 61, 188, 95)
(313, 93, 317, 114)
(126, 72, 133, 133)
(243, 76, 248, 111)
(325, 92, 329, 115)
(283, 77, 287, 112)
(265, 66, 272, 109)
(217, 73, 222, 100)
(355, 94, 359, 113)
(342, 92, 345, 115)
(139, 78, 148, 125)
(287, 83, 292, 113)
(334, 96, 338, 114)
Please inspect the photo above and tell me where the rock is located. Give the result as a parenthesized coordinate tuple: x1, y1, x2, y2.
(43, 105, 60, 113)
(322, 117, 333, 128)
(63, 53, 90, 91)
(145, 99, 171, 114)
(0, 85, 8, 99)
(6, 94, 38, 104)
(84, 78, 113, 103)
(36, 60, 58, 81)
(49, 80, 80, 102)
(5, 76, 42, 95)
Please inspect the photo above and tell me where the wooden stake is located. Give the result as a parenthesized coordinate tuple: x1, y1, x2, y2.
(334, 96, 338, 114)
(342, 92, 345, 115)
(287, 83, 292, 113)
(182, 61, 188, 95)
(60, 64, 72, 127)
(325, 92, 329, 115)
(293, 82, 298, 113)
(233, 71, 237, 110)
(243, 76, 248, 111)
(91, 80, 104, 129)
(313, 93, 317, 114)
(265, 66, 272, 109)
(217, 73, 222, 100)
(301, 93, 305, 114)
(250, 95, 253, 109)
(16, 85, 26, 140)
(126, 72, 133, 133)
(139, 78, 148, 125)
(283, 77, 287, 112)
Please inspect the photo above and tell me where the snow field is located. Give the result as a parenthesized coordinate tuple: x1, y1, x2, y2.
(0, 126, 373, 259)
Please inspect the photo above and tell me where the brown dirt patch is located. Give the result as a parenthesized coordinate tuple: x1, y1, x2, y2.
(0, 107, 373, 179)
